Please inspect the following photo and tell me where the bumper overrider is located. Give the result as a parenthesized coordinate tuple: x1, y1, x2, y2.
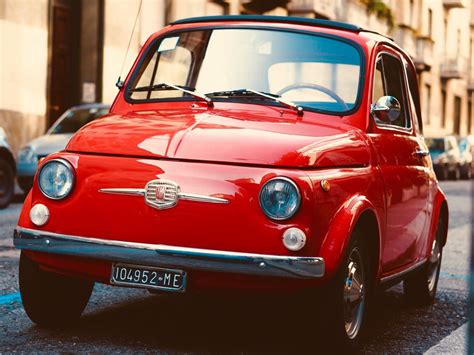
(13, 227, 325, 279)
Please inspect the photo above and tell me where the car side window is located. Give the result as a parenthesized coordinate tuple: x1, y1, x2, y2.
(372, 53, 409, 129)
(404, 61, 423, 134)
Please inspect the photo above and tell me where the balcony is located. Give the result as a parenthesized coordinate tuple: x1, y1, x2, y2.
(440, 56, 467, 79)
(287, 0, 336, 19)
(393, 25, 417, 58)
(413, 36, 434, 72)
(442, 0, 467, 9)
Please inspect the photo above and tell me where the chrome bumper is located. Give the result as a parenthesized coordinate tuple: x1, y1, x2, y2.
(13, 227, 324, 279)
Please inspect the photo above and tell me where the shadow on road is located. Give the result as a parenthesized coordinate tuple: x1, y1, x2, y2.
(21, 283, 467, 353)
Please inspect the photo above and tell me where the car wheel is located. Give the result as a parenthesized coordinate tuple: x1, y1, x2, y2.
(19, 251, 94, 327)
(449, 165, 461, 180)
(461, 164, 471, 180)
(0, 158, 14, 209)
(320, 230, 370, 350)
(403, 216, 444, 306)
(437, 165, 448, 181)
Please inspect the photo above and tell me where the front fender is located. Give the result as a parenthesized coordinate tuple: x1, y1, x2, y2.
(319, 194, 381, 279)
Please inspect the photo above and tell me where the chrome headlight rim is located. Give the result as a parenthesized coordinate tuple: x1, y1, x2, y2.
(259, 176, 301, 221)
(38, 158, 75, 200)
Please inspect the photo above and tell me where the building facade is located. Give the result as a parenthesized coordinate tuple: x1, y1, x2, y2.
(1, 0, 473, 153)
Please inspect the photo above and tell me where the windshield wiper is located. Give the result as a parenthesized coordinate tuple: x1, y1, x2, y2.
(206, 89, 303, 116)
(129, 83, 213, 107)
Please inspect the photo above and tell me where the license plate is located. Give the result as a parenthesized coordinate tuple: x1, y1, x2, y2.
(110, 263, 186, 292)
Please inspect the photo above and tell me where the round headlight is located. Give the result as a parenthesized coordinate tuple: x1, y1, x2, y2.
(38, 159, 75, 199)
(259, 177, 301, 220)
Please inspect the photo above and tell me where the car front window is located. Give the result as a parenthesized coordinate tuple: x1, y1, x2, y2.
(127, 28, 362, 114)
(49, 108, 109, 134)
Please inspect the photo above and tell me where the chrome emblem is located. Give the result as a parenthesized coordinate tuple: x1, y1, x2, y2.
(99, 179, 229, 210)
(145, 180, 179, 210)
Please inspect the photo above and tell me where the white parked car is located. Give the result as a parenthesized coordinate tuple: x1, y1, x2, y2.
(16, 103, 109, 192)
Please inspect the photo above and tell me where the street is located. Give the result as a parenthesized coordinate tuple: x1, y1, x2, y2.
(0, 181, 470, 353)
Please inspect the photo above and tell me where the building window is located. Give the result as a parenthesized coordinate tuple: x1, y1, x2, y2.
(468, 97, 472, 134)
(453, 96, 462, 134)
(428, 9, 433, 38)
(424, 84, 431, 125)
(441, 89, 447, 128)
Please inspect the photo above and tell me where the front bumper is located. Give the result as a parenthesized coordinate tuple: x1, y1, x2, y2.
(14, 227, 324, 279)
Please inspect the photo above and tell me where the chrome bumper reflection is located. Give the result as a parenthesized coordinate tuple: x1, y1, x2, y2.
(13, 227, 324, 279)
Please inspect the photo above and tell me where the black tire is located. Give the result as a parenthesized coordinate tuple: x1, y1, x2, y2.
(0, 158, 14, 209)
(19, 251, 94, 327)
(449, 165, 460, 180)
(403, 216, 444, 306)
(436, 165, 448, 181)
(319, 229, 371, 350)
(461, 164, 472, 180)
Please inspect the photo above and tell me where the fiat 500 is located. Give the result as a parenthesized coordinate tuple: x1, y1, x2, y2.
(14, 16, 448, 348)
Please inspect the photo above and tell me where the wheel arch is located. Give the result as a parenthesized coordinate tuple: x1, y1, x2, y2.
(319, 195, 382, 281)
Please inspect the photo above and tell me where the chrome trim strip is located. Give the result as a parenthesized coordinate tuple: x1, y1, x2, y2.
(379, 260, 426, 284)
(14, 227, 324, 279)
(99, 187, 229, 204)
(178, 192, 229, 204)
(99, 188, 145, 196)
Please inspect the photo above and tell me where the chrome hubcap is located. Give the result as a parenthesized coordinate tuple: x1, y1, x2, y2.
(428, 239, 441, 292)
(344, 248, 365, 339)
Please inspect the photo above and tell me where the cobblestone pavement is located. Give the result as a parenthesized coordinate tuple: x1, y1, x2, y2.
(0, 180, 470, 353)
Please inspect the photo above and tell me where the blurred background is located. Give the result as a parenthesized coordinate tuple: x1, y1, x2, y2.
(0, 0, 473, 153)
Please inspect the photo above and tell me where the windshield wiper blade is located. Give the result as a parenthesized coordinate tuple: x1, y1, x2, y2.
(206, 89, 303, 116)
(130, 83, 213, 107)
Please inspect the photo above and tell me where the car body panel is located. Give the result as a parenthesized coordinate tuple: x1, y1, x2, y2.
(15, 16, 448, 293)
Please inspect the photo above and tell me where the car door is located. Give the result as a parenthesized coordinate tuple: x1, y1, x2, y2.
(368, 47, 432, 272)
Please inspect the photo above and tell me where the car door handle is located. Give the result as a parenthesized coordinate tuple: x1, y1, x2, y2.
(414, 149, 430, 157)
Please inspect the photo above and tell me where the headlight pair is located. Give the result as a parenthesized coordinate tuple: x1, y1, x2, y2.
(38, 159, 75, 199)
(259, 177, 301, 220)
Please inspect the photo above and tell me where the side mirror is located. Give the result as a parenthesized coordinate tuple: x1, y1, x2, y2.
(370, 96, 401, 123)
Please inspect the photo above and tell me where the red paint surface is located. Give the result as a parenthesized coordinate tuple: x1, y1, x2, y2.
(18, 18, 447, 291)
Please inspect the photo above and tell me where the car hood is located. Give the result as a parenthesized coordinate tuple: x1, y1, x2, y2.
(27, 134, 74, 156)
(66, 108, 371, 168)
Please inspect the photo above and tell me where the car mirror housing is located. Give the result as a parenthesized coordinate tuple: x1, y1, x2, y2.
(370, 96, 401, 124)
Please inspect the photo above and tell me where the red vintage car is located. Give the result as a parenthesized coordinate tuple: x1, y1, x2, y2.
(14, 15, 448, 348)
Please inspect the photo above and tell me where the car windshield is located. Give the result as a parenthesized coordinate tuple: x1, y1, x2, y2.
(426, 138, 445, 151)
(48, 107, 109, 134)
(127, 28, 362, 114)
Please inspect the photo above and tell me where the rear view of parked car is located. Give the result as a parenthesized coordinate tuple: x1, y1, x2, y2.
(16, 104, 110, 192)
(426, 136, 462, 180)
(0, 127, 15, 209)
(458, 136, 474, 179)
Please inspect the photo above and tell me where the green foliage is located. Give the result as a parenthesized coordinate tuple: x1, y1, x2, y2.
(362, 0, 395, 30)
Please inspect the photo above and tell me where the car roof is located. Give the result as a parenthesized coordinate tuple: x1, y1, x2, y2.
(68, 103, 110, 111)
(170, 15, 393, 41)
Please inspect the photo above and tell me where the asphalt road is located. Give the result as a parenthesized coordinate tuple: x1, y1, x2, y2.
(0, 181, 470, 353)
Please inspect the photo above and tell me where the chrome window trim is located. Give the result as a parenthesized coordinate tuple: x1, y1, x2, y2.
(370, 50, 414, 135)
